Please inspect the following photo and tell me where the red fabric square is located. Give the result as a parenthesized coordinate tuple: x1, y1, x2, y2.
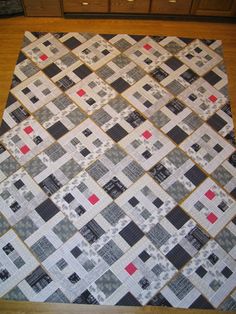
(40, 54, 48, 61)
(24, 126, 33, 134)
(143, 44, 152, 51)
(205, 189, 215, 200)
(207, 212, 218, 224)
(209, 95, 217, 103)
(88, 194, 99, 205)
(142, 130, 152, 139)
(20, 145, 30, 154)
(125, 263, 137, 275)
(77, 89, 86, 97)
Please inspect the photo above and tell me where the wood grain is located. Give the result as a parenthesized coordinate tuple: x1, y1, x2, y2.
(0, 299, 236, 314)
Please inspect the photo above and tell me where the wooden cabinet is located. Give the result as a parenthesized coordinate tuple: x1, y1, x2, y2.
(23, 0, 62, 16)
(151, 0, 192, 15)
(191, 0, 236, 16)
(63, 0, 109, 13)
(110, 0, 150, 13)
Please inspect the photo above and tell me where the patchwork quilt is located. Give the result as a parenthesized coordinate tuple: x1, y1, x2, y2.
(0, 31, 235, 310)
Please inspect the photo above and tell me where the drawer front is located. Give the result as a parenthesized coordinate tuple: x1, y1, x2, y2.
(191, 0, 236, 16)
(151, 0, 192, 14)
(63, 0, 109, 12)
(111, 0, 150, 13)
(23, 0, 62, 16)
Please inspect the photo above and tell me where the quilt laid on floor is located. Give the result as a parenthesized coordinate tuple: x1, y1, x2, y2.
(0, 31, 235, 310)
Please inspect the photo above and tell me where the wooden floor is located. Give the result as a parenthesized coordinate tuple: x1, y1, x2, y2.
(0, 16, 236, 314)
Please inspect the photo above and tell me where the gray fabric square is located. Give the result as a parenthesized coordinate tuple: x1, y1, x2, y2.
(91, 108, 112, 126)
(1, 190, 11, 200)
(87, 160, 109, 181)
(183, 112, 203, 130)
(215, 228, 236, 253)
(24, 191, 34, 201)
(97, 65, 115, 80)
(66, 108, 86, 125)
(44, 143, 66, 162)
(127, 66, 145, 81)
(53, 217, 77, 242)
(114, 38, 132, 51)
(46, 289, 69, 303)
(14, 216, 38, 240)
(152, 264, 164, 277)
(60, 159, 82, 180)
(53, 94, 72, 110)
(109, 96, 128, 113)
(0, 156, 20, 177)
(25, 157, 47, 177)
(11, 135, 21, 143)
(98, 240, 123, 265)
(167, 181, 190, 202)
(151, 111, 170, 128)
(147, 223, 171, 248)
(166, 80, 185, 95)
(105, 145, 126, 165)
(122, 161, 144, 182)
(113, 55, 130, 68)
(101, 203, 125, 225)
(212, 165, 233, 186)
(3, 287, 28, 301)
(0, 214, 10, 236)
(167, 148, 188, 168)
(31, 236, 56, 262)
(95, 270, 121, 298)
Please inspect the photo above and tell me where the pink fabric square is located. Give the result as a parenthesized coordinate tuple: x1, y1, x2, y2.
(77, 89, 86, 97)
(20, 145, 30, 154)
(209, 95, 217, 103)
(207, 213, 218, 224)
(40, 54, 48, 61)
(24, 126, 33, 134)
(143, 44, 152, 50)
(205, 189, 215, 200)
(142, 130, 152, 139)
(88, 194, 99, 205)
(125, 263, 137, 275)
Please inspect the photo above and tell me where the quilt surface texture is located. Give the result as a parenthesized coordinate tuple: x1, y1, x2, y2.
(0, 31, 235, 310)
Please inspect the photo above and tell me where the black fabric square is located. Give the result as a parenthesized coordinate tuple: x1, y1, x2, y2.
(230, 188, 236, 199)
(33, 136, 43, 145)
(14, 179, 24, 190)
(190, 295, 214, 309)
(86, 98, 96, 106)
(80, 148, 90, 157)
(139, 250, 151, 262)
(143, 100, 153, 108)
(181, 69, 198, 84)
(189, 94, 197, 101)
(102, 49, 110, 55)
(106, 123, 128, 142)
(128, 197, 139, 207)
(64, 37, 81, 49)
(73, 64, 92, 79)
(166, 99, 185, 115)
(64, 193, 75, 204)
(119, 221, 144, 246)
(116, 292, 141, 306)
(166, 244, 191, 269)
(153, 198, 164, 208)
(166, 206, 190, 229)
(111, 77, 130, 93)
(208, 253, 219, 265)
(165, 57, 183, 70)
(44, 63, 61, 78)
(191, 143, 201, 152)
(103, 177, 127, 199)
(125, 111, 146, 128)
(167, 126, 188, 144)
(142, 150, 152, 159)
(80, 219, 105, 244)
(143, 84, 152, 91)
(207, 113, 227, 132)
(30, 96, 39, 104)
(222, 266, 233, 278)
(39, 174, 62, 196)
(82, 128, 92, 137)
(148, 293, 172, 307)
(43, 40, 51, 47)
(10, 201, 21, 212)
(194, 47, 202, 53)
(73, 290, 99, 305)
(151, 67, 168, 82)
(47, 121, 69, 140)
(214, 144, 223, 153)
(68, 272, 80, 284)
(22, 87, 30, 95)
(196, 266, 207, 278)
(71, 246, 82, 258)
(204, 71, 221, 85)
(149, 163, 171, 183)
(35, 199, 59, 222)
(185, 165, 207, 186)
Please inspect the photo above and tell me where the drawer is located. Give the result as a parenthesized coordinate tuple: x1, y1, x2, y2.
(151, 0, 192, 15)
(110, 0, 150, 13)
(63, 0, 109, 12)
(23, 0, 62, 16)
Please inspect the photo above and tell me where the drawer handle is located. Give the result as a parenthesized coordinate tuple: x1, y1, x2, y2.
(127, 0, 135, 2)
(81, 2, 89, 5)
(168, 0, 177, 2)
